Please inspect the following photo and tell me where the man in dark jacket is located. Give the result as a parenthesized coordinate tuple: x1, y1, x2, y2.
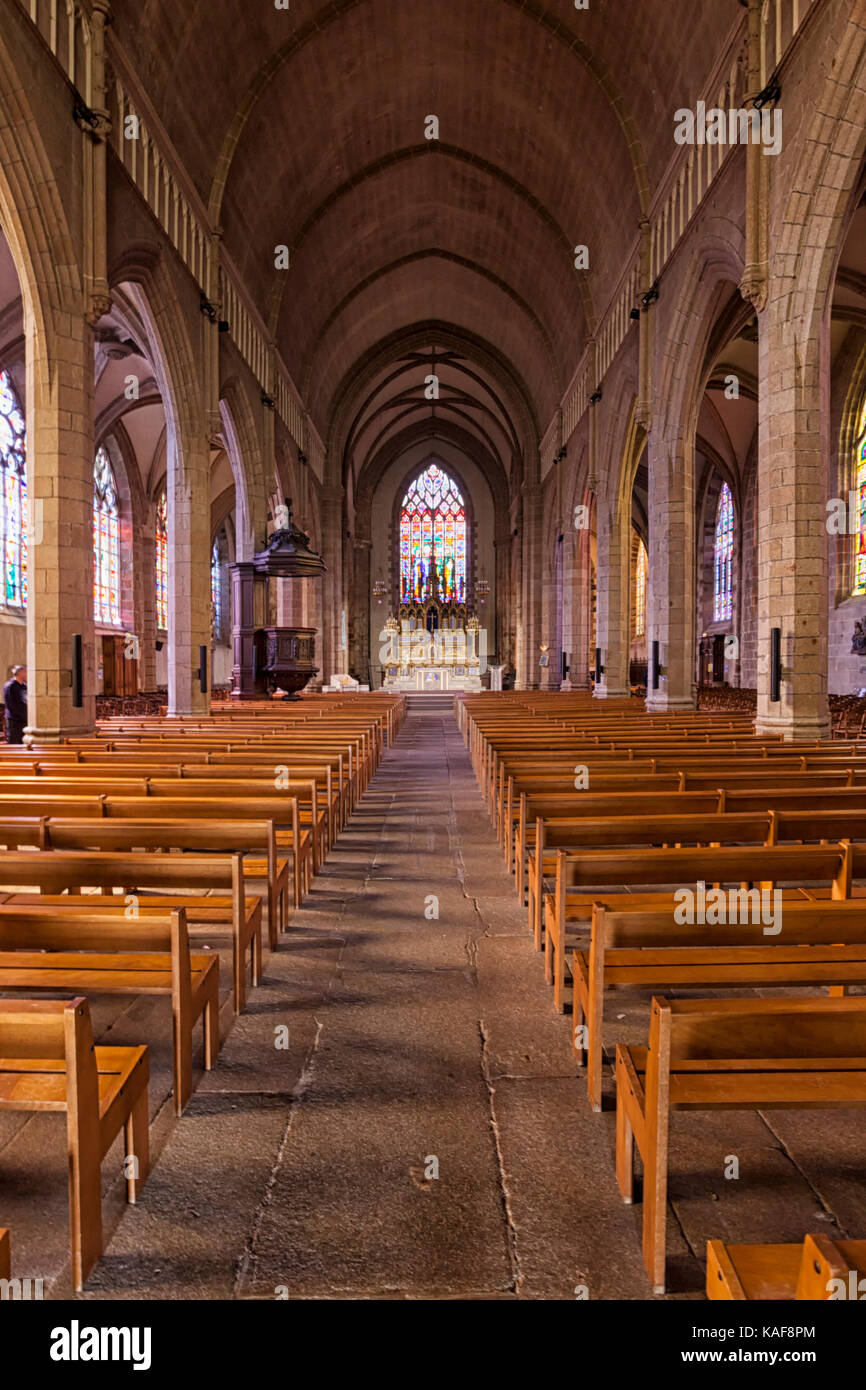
(3, 665, 27, 744)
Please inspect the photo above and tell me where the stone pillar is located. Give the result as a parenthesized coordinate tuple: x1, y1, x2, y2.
(568, 521, 593, 689)
(230, 561, 258, 699)
(493, 532, 510, 670)
(518, 483, 542, 689)
(593, 495, 631, 698)
(351, 536, 371, 682)
(645, 430, 697, 711)
(26, 316, 96, 739)
(319, 486, 344, 682)
(754, 292, 830, 739)
(167, 424, 211, 714)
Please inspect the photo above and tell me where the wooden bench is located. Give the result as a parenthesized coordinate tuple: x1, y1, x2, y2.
(707, 1233, 866, 1300)
(0, 906, 218, 1115)
(0, 851, 260, 1012)
(574, 898, 866, 1110)
(0, 997, 149, 1290)
(615, 995, 866, 1293)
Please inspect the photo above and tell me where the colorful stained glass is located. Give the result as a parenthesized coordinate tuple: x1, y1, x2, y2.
(634, 538, 647, 637)
(93, 446, 121, 626)
(399, 463, 466, 603)
(713, 481, 734, 623)
(155, 490, 168, 630)
(0, 369, 26, 608)
(854, 404, 866, 596)
(211, 538, 221, 636)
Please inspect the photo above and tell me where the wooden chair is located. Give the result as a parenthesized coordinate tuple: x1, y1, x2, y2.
(0, 850, 260, 1012)
(0, 997, 149, 1290)
(615, 995, 866, 1294)
(707, 1233, 866, 1300)
(0, 906, 218, 1115)
(574, 898, 866, 1110)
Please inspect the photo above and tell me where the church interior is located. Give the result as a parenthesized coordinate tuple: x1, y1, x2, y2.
(2, 0, 866, 1329)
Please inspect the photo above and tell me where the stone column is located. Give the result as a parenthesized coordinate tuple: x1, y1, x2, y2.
(26, 316, 96, 739)
(167, 424, 211, 714)
(593, 495, 631, 698)
(754, 291, 830, 739)
(351, 536, 371, 682)
(319, 485, 344, 682)
(518, 482, 542, 689)
(645, 430, 697, 711)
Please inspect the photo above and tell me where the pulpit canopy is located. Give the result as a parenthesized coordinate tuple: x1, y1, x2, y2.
(253, 499, 326, 579)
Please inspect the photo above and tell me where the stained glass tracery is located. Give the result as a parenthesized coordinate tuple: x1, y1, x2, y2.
(713, 481, 734, 623)
(156, 490, 168, 630)
(211, 538, 222, 637)
(0, 370, 27, 608)
(93, 446, 121, 626)
(633, 537, 647, 637)
(854, 403, 866, 596)
(399, 463, 466, 604)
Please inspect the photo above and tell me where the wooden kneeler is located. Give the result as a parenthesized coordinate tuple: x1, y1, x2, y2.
(707, 1233, 866, 1300)
(0, 998, 149, 1291)
(615, 995, 866, 1295)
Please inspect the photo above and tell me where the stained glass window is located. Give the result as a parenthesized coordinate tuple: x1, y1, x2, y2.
(634, 538, 647, 637)
(713, 481, 734, 623)
(155, 491, 168, 630)
(93, 446, 121, 626)
(854, 403, 866, 596)
(211, 539, 221, 637)
(399, 463, 466, 603)
(0, 370, 27, 608)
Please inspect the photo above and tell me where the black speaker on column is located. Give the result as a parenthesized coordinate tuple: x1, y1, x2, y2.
(770, 627, 782, 702)
(72, 635, 83, 708)
(651, 639, 660, 691)
(594, 648, 604, 684)
(199, 645, 208, 695)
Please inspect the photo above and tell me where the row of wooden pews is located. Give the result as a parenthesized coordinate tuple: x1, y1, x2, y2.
(461, 692, 866, 1299)
(0, 692, 404, 1293)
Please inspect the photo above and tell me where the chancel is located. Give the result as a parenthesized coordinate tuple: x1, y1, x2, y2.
(4, 0, 866, 1336)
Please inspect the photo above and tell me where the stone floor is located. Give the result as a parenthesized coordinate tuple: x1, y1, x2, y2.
(7, 709, 866, 1300)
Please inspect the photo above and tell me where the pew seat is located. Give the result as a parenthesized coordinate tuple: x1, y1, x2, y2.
(0, 997, 149, 1290)
(706, 1233, 866, 1300)
(0, 907, 218, 1115)
(615, 996, 866, 1293)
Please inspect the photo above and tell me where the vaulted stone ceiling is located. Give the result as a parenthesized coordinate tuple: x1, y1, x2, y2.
(108, 0, 743, 447)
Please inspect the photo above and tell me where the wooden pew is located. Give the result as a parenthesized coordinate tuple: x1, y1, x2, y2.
(0, 997, 149, 1290)
(615, 995, 866, 1294)
(0, 906, 218, 1115)
(0, 851, 260, 1012)
(574, 898, 866, 1110)
(707, 1233, 866, 1300)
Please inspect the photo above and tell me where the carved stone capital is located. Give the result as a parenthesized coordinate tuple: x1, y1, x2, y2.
(739, 268, 767, 313)
(85, 291, 113, 327)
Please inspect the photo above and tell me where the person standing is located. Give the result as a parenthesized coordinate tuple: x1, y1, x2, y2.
(3, 664, 27, 744)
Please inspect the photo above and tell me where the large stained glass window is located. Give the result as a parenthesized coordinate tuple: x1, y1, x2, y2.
(211, 539, 222, 637)
(0, 370, 26, 607)
(854, 403, 866, 595)
(155, 490, 168, 630)
(93, 446, 121, 626)
(633, 537, 647, 637)
(399, 463, 466, 603)
(713, 481, 734, 623)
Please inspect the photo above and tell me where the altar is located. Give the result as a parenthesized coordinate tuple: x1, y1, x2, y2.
(379, 611, 485, 692)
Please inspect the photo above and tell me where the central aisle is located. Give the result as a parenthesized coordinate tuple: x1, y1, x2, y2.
(88, 709, 651, 1300)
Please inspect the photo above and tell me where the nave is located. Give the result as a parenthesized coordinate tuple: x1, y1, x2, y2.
(4, 699, 865, 1303)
